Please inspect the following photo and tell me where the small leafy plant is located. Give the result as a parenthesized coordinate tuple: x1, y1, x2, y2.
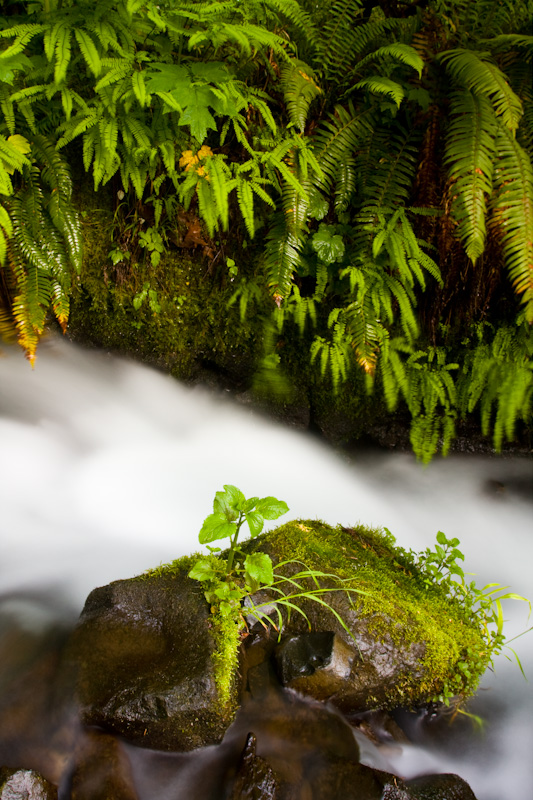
(389, 528, 532, 704)
(188, 484, 289, 617)
(188, 485, 364, 636)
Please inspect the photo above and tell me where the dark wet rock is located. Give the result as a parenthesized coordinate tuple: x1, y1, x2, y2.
(64, 568, 238, 752)
(0, 610, 77, 786)
(0, 768, 57, 799)
(378, 772, 478, 799)
(274, 632, 354, 698)
(227, 733, 279, 800)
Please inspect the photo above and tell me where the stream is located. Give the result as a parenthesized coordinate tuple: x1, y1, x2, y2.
(0, 335, 531, 799)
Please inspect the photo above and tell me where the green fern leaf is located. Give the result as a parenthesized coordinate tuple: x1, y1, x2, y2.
(74, 28, 102, 77)
(439, 49, 523, 132)
(445, 91, 497, 263)
(355, 76, 405, 108)
(280, 60, 321, 133)
(490, 127, 533, 322)
(355, 43, 424, 78)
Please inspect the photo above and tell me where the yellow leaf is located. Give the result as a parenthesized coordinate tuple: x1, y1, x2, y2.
(7, 135, 31, 156)
(197, 145, 214, 159)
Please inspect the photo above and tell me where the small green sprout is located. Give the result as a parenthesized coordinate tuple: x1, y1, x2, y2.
(188, 485, 365, 637)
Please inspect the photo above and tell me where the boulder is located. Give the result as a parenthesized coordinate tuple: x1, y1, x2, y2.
(0, 768, 57, 800)
(64, 520, 488, 754)
(243, 521, 488, 712)
(64, 567, 239, 751)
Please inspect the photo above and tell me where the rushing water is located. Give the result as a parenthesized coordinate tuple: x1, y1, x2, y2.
(0, 335, 532, 799)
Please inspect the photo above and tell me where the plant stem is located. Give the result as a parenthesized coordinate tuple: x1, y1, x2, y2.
(226, 515, 243, 574)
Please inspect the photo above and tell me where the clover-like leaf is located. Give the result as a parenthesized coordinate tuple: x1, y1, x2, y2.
(311, 224, 345, 264)
(213, 484, 245, 519)
(188, 558, 217, 582)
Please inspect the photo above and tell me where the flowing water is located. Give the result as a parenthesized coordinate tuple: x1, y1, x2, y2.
(0, 335, 531, 799)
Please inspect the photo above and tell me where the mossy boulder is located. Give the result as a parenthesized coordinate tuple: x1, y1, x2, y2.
(242, 520, 489, 711)
(65, 564, 239, 752)
(64, 520, 488, 753)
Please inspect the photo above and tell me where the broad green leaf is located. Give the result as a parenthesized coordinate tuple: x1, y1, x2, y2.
(244, 552, 274, 585)
(190, 61, 232, 84)
(0, 54, 32, 84)
(188, 558, 217, 581)
(242, 496, 259, 512)
(213, 491, 238, 520)
(245, 511, 264, 537)
(436, 531, 447, 545)
(144, 63, 189, 93)
(215, 582, 230, 600)
(7, 134, 31, 156)
(198, 512, 237, 543)
(311, 223, 345, 264)
(221, 484, 246, 511)
(255, 497, 289, 520)
(178, 97, 217, 142)
(308, 191, 329, 221)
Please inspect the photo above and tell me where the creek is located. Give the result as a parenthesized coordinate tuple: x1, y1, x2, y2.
(0, 335, 531, 799)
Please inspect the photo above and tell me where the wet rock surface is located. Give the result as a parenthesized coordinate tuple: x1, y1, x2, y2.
(64, 568, 238, 752)
(227, 733, 279, 800)
(379, 772, 478, 799)
(242, 521, 479, 713)
(0, 768, 57, 800)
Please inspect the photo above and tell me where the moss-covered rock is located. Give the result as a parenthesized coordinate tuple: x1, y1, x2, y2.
(242, 520, 489, 710)
(64, 520, 489, 754)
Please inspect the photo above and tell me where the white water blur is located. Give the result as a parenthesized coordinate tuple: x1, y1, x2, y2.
(0, 335, 532, 800)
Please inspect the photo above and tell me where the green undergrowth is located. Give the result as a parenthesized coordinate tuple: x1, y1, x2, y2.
(68, 196, 261, 383)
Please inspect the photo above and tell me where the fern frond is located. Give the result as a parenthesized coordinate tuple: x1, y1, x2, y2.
(438, 49, 523, 132)
(280, 60, 321, 133)
(310, 311, 351, 390)
(490, 127, 533, 322)
(360, 125, 420, 209)
(354, 43, 424, 78)
(354, 76, 405, 108)
(313, 0, 364, 80)
(345, 295, 384, 375)
(312, 103, 374, 196)
(74, 28, 102, 77)
(445, 91, 497, 263)
(459, 323, 533, 450)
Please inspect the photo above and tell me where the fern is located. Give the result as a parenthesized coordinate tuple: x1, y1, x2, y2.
(444, 90, 497, 262)
(438, 49, 523, 132)
(280, 60, 321, 134)
(5, 138, 81, 362)
(458, 322, 533, 450)
(353, 43, 424, 79)
(489, 127, 533, 322)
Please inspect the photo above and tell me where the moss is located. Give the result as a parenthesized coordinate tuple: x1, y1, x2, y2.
(243, 520, 491, 707)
